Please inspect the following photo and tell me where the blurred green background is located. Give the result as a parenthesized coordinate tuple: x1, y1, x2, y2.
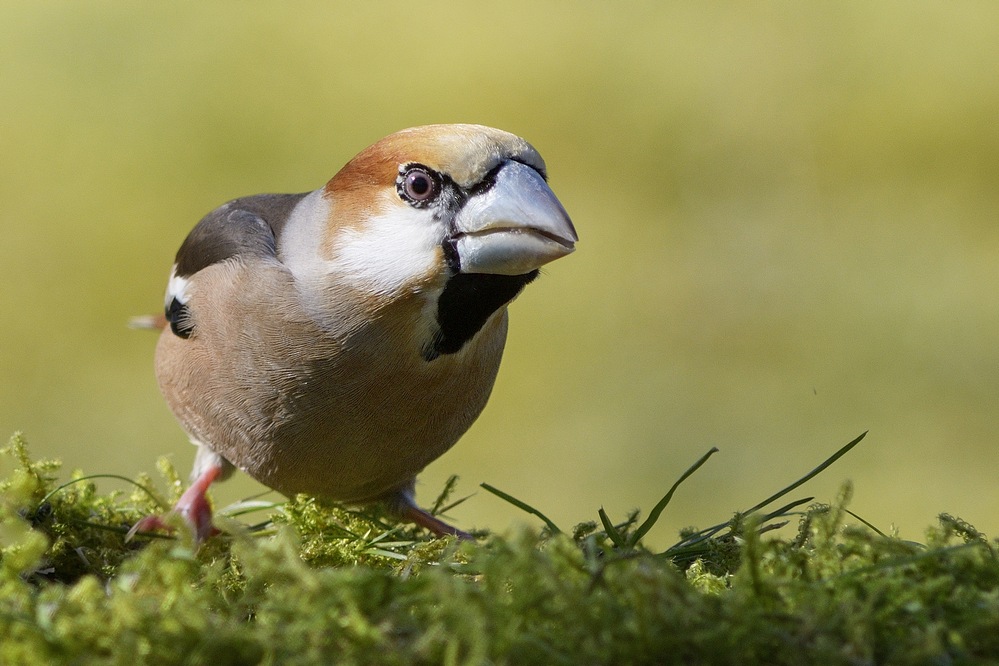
(2, 2, 997, 545)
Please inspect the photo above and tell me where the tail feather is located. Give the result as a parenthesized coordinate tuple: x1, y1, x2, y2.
(128, 313, 167, 331)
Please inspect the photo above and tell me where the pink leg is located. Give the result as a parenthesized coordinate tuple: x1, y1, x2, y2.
(128, 464, 224, 543)
(398, 499, 474, 541)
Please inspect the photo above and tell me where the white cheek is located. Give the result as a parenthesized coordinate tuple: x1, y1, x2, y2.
(277, 189, 444, 314)
(165, 266, 190, 306)
(332, 206, 443, 296)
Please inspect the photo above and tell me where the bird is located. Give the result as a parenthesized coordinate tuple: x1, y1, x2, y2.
(130, 124, 577, 541)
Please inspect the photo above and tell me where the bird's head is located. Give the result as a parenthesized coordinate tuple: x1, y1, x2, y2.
(285, 124, 577, 359)
(324, 124, 575, 280)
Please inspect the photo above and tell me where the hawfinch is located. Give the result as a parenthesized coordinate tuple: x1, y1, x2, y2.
(132, 124, 577, 541)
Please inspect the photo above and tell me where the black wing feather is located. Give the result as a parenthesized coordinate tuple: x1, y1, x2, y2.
(166, 192, 309, 338)
(173, 193, 308, 278)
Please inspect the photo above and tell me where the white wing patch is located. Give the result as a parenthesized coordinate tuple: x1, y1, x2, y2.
(165, 266, 191, 307)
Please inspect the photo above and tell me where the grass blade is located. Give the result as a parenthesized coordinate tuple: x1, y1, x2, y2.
(39, 474, 165, 507)
(629, 447, 719, 546)
(598, 507, 627, 547)
(481, 483, 562, 535)
(741, 431, 867, 517)
(431, 475, 461, 515)
(845, 508, 889, 538)
(436, 493, 474, 517)
(759, 496, 814, 523)
(664, 432, 867, 555)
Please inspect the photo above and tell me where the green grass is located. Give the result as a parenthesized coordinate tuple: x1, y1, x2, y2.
(3, 432, 999, 665)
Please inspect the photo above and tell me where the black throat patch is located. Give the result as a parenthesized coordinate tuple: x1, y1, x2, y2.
(425, 271, 539, 361)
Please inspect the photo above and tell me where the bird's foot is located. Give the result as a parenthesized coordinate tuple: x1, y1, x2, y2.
(127, 464, 223, 543)
(399, 502, 474, 541)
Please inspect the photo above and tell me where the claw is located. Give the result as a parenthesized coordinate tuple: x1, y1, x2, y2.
(127, 464, 224, 543)
(399, 499, 474, 541)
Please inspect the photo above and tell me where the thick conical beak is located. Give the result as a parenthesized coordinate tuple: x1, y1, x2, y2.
(452, 161, 577, 276)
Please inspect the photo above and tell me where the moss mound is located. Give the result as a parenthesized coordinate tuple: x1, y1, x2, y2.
(2, 432, 998, 665)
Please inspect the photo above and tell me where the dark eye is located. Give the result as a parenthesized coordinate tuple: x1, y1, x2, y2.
(399, 167, 438, 204)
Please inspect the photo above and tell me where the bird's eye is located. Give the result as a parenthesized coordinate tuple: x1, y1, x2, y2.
(399, 167, 439, 205)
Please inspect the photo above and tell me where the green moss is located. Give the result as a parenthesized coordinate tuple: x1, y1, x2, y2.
(3, 432, 999, 664)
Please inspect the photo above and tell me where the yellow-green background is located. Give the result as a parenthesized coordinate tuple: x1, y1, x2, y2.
(2, 3, 997, 545)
